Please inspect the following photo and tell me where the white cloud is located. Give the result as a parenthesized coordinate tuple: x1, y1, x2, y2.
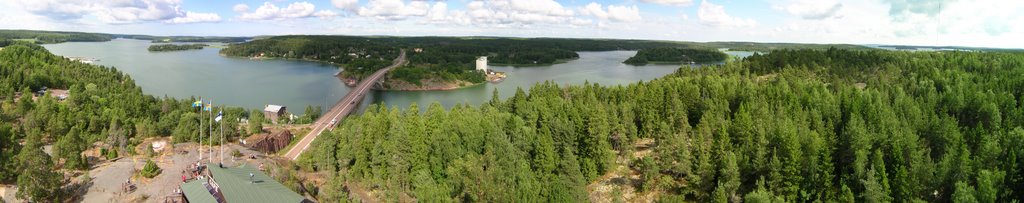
(314, 10, 339, 18)
(165, 11, 221, 24)
(462, 0, 577, 26)
(774, 0, 843, 20)
(238, 1, 337, 20)
(697, 0, 756, 28)
(331, 0, 359, 12)
(15, 0, 219, 24)
(883, 0, 1023, 37)
(639, 0, 694, 7)
(422, 2, 471, 24)
(507, 0, 574, 16)
(885, 0, 953, 19)
(233, 4, 250, 13)
(357, 0, 431, 20)
(580, 3, 641, 22)
(570, 18, 594, 26)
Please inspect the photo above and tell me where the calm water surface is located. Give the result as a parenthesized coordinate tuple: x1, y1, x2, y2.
(44, 39, 734, 114)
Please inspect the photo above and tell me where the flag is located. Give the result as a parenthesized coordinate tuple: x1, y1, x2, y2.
(215, 111, 223, 122)
(204, 104, 212, 111)
(192, 100, 202, 107)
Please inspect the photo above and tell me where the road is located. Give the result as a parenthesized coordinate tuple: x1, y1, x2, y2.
(283, 50, 406, 160)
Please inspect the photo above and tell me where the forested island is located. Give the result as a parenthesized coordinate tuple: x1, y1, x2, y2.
(291, 47, 1024, 202)
(623, 47, 729, 65)
(150, 36, 250, 43)
(147, 44, 208, 52)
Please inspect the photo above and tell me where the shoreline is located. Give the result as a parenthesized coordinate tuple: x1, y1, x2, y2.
(489, 57, 579, 67)
(372, 78, 486, 91)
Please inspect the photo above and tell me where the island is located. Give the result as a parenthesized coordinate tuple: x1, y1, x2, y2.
(149, 36, 250, 43)
(147, 44, 208, 52)
(219, 36, 696, 90)
(623, 47, 729, 65)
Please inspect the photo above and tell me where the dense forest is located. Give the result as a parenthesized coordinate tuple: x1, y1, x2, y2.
(297, 48, 1024, 202)
(219, 36, 873, 86)
(623, 47, 729, 65)
(150, 36, 250, 43)
(147, 44, 208, 52)
(0, 42, 261, 202)
(0, 29, 252, 45)
(0, 30, 113, 44)
(703, 42, 874, 52)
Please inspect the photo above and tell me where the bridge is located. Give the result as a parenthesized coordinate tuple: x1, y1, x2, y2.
(283, 49, 406, 160)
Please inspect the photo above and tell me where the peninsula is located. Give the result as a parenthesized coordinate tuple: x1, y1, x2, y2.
(148, 44, 208, 52)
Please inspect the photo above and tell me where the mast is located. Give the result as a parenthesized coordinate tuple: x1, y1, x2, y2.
(198, 97, 203, 162)
(220, 108, 225, 164)
(209, 99, 214, 163)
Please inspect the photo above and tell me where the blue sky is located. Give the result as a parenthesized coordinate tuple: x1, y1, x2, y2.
(1, 0, 1022, 48)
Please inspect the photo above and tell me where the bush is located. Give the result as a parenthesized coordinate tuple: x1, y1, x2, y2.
(105, 149, 118, 160)
(140, 160, 161, 178)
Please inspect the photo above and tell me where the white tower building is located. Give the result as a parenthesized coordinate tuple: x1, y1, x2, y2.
(476, 56, 488, 72)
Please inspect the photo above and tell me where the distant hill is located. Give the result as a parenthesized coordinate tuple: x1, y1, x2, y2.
(0, 29, 252, 44)
(0, 30, 114, 44)
(872, 44, 1024, 52)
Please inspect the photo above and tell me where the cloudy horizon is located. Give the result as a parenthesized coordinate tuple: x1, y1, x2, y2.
(1, 0, 1021, 48)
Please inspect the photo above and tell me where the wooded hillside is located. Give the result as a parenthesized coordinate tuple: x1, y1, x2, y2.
(301, 48, 1024, 202)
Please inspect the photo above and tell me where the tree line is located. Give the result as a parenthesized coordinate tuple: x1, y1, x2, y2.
(147, 44, 208, 52)
(299, 47, 1024, 202)
(219, 36, 704, 81)
(623, 47, 729, 65)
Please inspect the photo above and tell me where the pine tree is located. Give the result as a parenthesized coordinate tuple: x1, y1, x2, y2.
(975, 170, 1004, 203)
(952, 181, 978, 203)
(54, 126, 87, 170)
(16, 130, 63, 202)
(0, 124, 18, 182)
(860, 167, 892, 203)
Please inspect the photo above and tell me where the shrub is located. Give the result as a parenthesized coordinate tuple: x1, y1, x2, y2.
(140, 160, 161, 178)
(106, 149, 118, 160)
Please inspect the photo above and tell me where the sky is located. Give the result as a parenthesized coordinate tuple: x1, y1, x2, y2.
(0, 0, 1022, 48)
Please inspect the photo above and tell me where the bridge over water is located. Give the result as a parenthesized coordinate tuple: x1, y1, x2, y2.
(283, 50, 407, 160)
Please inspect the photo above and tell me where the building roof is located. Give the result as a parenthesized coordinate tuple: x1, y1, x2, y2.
(181, 180, 218, 203)
(208, 164, 307, 203)
(263, 105, 284, 113)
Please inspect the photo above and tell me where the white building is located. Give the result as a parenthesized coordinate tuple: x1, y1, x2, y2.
(476, 56, 488, 72)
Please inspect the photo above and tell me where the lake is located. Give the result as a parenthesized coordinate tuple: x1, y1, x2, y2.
(43, 39, 732, 114)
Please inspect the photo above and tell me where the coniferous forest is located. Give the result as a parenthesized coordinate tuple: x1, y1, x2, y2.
(624, 47, 729, 65)
(300, 48, 1024, 202)
(147, 44, 208, 52)
(0, 42, 252, 202)
(4, 36, 1024, 202)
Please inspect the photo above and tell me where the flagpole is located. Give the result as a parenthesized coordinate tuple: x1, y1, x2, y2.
(198, 97, 203, 162)
(209, 99, 214, 163)
(222, 107, 226, 164)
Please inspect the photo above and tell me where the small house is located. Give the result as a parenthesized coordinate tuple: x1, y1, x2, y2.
(245, 130, 292, 153)
(263, 105, 286, 124)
